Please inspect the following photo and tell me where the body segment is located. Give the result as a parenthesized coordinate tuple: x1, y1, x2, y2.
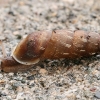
(0, 29, 100, 72)
(12, 30, 100, 65)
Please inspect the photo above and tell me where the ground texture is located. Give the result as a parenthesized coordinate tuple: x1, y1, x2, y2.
(0, 0, 100, 100)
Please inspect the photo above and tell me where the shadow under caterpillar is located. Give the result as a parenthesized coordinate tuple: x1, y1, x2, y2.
(0, 30, 100, 72)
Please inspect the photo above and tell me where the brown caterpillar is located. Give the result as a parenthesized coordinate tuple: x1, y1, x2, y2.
(0, 30, 100, 72)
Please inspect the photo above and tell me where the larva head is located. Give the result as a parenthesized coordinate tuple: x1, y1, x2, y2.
(12, 31, 51, 65)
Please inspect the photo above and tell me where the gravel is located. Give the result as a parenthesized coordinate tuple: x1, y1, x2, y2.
(94, 91, 100, 99)
(0, 0, 100, 100)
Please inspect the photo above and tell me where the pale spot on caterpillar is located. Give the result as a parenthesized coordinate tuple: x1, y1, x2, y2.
(66, 30, 73, 34)
(89, 53, 96, 55)
(74, 43, 82, 48)
(40, 47, 45, 50)
(67, 35, 73, 39)
(80, 50, 85, 52)
(72, 53, 77, 55)
(81, 38, 87, 42)
(65, 44, 71, 48)
(63, 53, 69, 55)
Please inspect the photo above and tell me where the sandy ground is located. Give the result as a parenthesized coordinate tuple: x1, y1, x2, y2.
(0, 0, 100, 100)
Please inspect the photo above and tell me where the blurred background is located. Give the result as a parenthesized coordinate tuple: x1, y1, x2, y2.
(0, 0, 100, 33)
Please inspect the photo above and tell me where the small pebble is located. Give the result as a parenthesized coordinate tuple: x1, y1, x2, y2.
(94, 91, 100, 99)
(8, 72, 14, 76)
(90, 87, 96, 92)
(0, 74, 3, 78)
(16, 86, 23, 92)
(66, 93, 76, 100)
(39, 68, 48, 74)
(0, 36, 5, 40)
(0, 80, 5, 84)
(27, 75, 35, 80)
(13, 31, 20, 35)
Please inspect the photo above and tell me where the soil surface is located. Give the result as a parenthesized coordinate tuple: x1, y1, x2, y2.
(0, 0, 100, 100)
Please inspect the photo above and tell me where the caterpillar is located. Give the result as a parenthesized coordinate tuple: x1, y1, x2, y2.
(0, 29, 100, 72)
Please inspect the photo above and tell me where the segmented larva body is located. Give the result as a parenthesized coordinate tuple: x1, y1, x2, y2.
(12, 30, 100, 66)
